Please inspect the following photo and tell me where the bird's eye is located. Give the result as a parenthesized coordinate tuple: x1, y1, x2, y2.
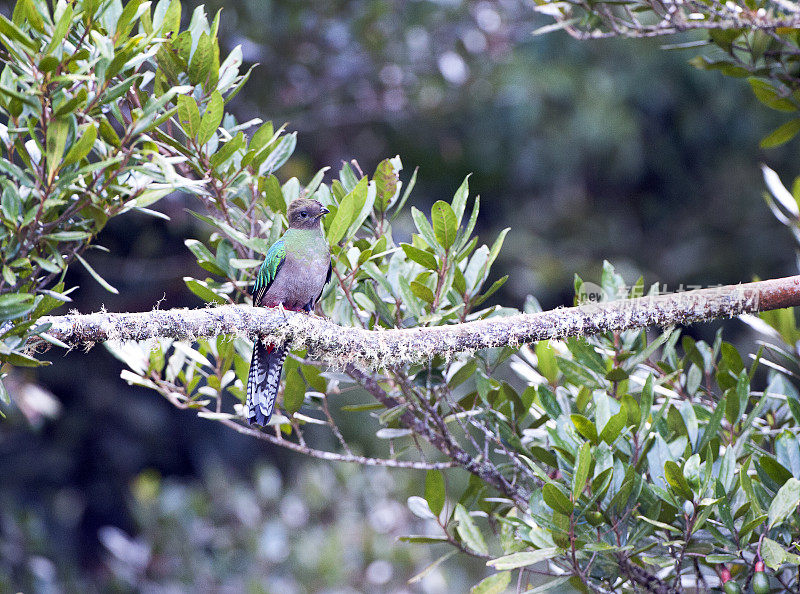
(300, 211, 308, 218)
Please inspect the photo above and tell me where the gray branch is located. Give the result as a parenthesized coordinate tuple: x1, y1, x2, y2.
(35, 275, 800, 367)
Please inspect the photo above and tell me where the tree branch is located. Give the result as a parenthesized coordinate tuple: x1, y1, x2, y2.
(346, 364, 531, 509)
(36, 276, 800, 367)
(215, 414, 456, 470)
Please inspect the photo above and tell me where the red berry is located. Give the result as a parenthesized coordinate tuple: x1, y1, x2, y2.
(754, 560, 765, 573)
(720, 566, 731, 583)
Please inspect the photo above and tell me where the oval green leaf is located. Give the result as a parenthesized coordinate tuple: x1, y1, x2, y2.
(431, 200, 458, 250)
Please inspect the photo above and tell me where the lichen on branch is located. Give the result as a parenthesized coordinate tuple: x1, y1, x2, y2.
(35, 275, 800, 367)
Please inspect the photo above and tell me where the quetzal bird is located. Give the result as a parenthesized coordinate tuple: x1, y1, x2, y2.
(246, 198, 331, 426)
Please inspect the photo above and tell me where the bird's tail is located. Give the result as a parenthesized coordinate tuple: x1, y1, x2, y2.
(246, 341, 287, 426)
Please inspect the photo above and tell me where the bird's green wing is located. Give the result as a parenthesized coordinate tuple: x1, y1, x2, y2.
(251, 239, 286, 305)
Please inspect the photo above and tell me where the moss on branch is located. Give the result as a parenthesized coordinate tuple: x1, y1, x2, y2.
(33, 275, 800, 367)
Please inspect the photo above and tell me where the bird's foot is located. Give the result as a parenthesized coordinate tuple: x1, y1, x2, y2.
(276, 303, 289, 321)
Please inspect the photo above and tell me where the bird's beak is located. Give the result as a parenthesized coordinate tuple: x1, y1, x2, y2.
(320, 206, 330, 216)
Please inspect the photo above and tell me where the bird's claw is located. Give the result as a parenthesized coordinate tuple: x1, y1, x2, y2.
(277, 303, 288, 321)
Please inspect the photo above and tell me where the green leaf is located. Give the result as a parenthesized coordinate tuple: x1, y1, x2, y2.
(248, 121, 276, 156)
(397, 535, 449, 544)
(188, 32, 212, 86)
(46, 4, 74, 54)
(664, 460, 694, 501)
(184, 278, 226, 304)
(391, 166, 417, 221)
(454, 503, 488, 555)
(571, 414, 598, 445)
(425, 470, 446, 517)
(228, 258, 262, 270)
(638, 374, 654, 430)
(572, 441, 591, 500)
(98, 117, 121, 148)
(605, 368, 629, 382)
(542, 483, 573, 514)
(185, 239, 227, 276)
(431, 200, 458, 250)
(282, 354, 306, 415)
(132, 188, 172, 209)
(259, 132, 296, 175)
(760, 118, 800, 148)
(177, 95, 200, 136)
(0, 13, 38, 51)
(739, 514, 767, 539)
(448, 360, 476, 389)
(411, 206, 439, 250)
(262, 174, 285, 214)
(161, 0, 182, 36)
(470, 275, 508, 307)
(451, 175, 470, 224)
(762, 537, 800, 570)
(470, 572, 511, 594)
(16, 0, 44, 32)
(776, 430, 800, 479)
(374, 157, 399, 212)
(39, 56, 59, 72)
(210, 131, 244, 168)
(327, 177, 366, 245)
(698, 391, 725, 453)
(486, 548, 561, 570)
(721, 341, 744, 374)
(410, 281, 434, 304)
(787, 397, 800, 427)
(32, 256, 62, 274)
(197, 91, 223, 145)
(535, 341, 559, 384)
(635, 514, 681, 534)
(749, 78, 797, 112)
(54, 87, 88, 118)
(0, 294, 35, 320)
(1, 350, 48, 367)
(47, 231, 91, 241)
(768, 477, 800, 528)
(46, 118, 69, 182)
(63, 124, 97, 167)
(537, 385, 562, 419)
(760, 455, 792, 486)
(76, 253, 118, 294)
(401, 244, 438, 270)
(600, 402, 627, 444)
(115, 0, 144, 40)
(476, 228, 510, 288)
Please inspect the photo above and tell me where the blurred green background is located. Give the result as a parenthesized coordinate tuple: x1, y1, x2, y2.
(1, 0, 798, 591)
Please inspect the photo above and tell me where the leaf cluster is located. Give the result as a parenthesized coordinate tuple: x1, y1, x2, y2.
(0, 0, 246, 405)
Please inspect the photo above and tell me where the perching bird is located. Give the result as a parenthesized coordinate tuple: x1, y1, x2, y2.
(246, 198, 331, 426)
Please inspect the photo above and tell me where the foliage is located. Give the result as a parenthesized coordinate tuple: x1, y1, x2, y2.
(110, 133, 800, 590)
(535, 0, 800, 149)
(1, 460, 486, 591)
(177, 0, 794, 308)
(0, 0, 248, 409)
(1, 0, 799, 591)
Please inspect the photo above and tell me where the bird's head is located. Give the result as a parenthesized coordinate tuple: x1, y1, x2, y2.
(287, 198, 330, 230)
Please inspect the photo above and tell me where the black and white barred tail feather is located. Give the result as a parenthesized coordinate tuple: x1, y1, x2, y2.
(246, 341, 287, 426)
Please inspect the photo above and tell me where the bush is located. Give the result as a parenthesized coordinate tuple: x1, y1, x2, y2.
(2, 1, 799, 591)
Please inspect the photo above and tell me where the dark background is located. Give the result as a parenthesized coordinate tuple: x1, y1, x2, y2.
(1, 0, 798, 591)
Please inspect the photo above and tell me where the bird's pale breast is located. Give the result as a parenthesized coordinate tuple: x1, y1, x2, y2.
(262, 230, 329, 310)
